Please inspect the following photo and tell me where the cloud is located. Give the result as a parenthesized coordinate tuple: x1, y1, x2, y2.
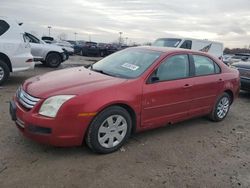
(1, 0, 250, 47)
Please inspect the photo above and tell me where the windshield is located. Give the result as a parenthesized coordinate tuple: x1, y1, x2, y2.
(92, 48, 162, 79)
(153, 38, 182, 48)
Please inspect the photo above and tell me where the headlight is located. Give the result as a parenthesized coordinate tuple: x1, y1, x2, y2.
(39, 95, 75, 118)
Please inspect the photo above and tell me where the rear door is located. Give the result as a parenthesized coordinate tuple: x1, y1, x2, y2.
(189, 54, 223, 116)
(141, 54, 194, 128)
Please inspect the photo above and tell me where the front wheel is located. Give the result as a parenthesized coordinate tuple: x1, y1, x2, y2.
(46, 53, 62, 68)
(86, 106, 132, 154)
(209, 93, 231, 122)
(0, 60, 10, 85)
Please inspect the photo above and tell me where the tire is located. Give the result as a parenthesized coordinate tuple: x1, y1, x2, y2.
(0, 60, 10, 86)
(209, 93, 231, 122)
(86, 106, 132, 154)
(100, 51, 104, 57)
(45, 53, 62, 68)
(80, 49, 84, 56)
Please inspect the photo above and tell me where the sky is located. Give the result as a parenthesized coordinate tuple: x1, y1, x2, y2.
(1, 0, 250, 48)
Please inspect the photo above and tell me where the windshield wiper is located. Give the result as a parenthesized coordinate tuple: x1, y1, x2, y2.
(89, 64, 93, 70)
(89, 65, 128, 78)
(91, 68, 114, 77)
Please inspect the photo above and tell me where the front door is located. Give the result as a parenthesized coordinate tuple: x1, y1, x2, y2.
(141, 54, 193, 128)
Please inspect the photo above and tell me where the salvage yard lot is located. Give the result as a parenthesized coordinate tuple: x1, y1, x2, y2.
(0, 56, 250, 188)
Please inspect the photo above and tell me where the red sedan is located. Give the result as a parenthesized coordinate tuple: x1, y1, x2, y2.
(10, 47, 240, 153)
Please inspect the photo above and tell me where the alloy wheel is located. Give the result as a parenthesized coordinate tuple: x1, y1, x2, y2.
(98, 115, 128, 148)
(216, 96, 230, 119)
(0, 66, 4, 81)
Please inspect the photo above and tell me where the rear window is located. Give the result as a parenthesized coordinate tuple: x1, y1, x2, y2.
(193, 55, 221, 76)
(0, 20, 10, 36)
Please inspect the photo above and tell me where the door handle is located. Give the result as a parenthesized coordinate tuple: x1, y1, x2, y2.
(183, 84, 192, 88)
(218, 78, 223, 82)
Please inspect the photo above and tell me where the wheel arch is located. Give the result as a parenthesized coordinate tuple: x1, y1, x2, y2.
(0, 52, 12, 72)
(94, 102, 138, 134)
(224, 89, 234, 104)
(114, 103, 137, 134)
(45, 51, 62, 61)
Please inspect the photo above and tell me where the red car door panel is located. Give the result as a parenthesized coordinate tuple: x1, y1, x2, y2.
(189, 54, 223, 116)
(189, 75, 222, 116)
(142, 78, 193, 128)
(141, 54, 193, 128)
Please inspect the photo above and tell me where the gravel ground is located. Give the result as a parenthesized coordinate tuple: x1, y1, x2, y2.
(0, 56, 250, 188)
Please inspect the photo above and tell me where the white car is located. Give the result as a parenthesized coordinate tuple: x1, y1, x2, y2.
(53, 40, 74, 55)
(25, 33, 68, 67)
(0, 17, 34, 85)
(225, 53, 250, 65)
(42, 37, 74, 55)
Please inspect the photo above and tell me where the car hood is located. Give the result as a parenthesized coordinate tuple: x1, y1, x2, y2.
(232, 61, 250, 69)
(31, 43, 64, 53)
(22, 67, 127, 98)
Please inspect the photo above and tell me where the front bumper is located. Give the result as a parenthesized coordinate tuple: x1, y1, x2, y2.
(61, 51, 69, 62)
(240, 77, 250, 91)
(9, 97, 91, 147)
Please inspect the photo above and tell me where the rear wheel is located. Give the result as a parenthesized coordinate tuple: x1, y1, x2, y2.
(209, 93, 231, 122)
(46, 53, 62, 68)
(0, 60, 10, 85)
(86, 106, 132, 154)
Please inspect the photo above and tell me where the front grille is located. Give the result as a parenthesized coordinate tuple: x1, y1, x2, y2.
(28, 125, 52, 134)
(16, 87, 40, 109)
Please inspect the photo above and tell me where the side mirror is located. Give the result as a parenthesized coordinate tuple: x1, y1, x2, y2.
(150, 76, 159, 83)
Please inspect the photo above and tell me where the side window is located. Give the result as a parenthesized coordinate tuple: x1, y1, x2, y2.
(193, 55, 220, 76)
(156, 55, 189, 81)
(25, 33, 40, 43)
(180, 40, 192, 49)
(0, 20, 10, 36)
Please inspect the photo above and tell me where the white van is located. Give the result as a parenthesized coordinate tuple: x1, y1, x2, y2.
(152, 38, 224, 59)
(0, 17, 34, 85)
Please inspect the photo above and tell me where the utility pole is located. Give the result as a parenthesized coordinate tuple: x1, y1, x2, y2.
(119, 32, 123, 45)
(74, 32, 78, 42)
(48, 26, 52, 36)
(125, 37, 128, 45)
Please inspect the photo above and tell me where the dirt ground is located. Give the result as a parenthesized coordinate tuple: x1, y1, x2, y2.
(0, 56, 250, 188)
